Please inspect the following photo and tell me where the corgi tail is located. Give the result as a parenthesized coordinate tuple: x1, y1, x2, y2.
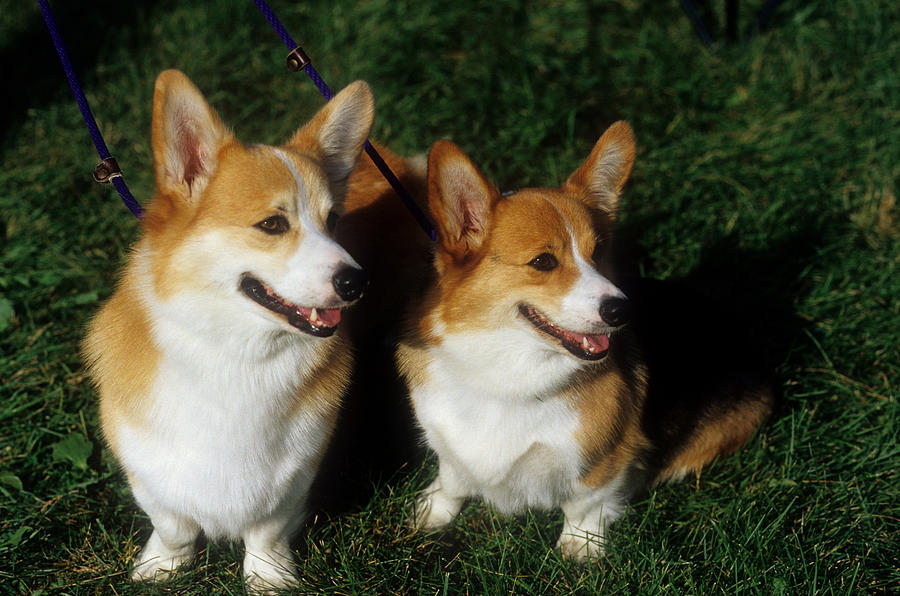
(652, 387, 774, 486)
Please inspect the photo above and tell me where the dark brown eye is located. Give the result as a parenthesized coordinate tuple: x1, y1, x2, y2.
(326, 210, 339, 233)
(528, 252, 558, 271)
(255, 215, 290, 235)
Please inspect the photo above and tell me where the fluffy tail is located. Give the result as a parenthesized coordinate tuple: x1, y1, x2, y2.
(652, 387, 773, 485)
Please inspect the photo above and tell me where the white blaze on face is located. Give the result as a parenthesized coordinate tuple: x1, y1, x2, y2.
(542, 198, 625, 332)
(271, 148, 360, 306)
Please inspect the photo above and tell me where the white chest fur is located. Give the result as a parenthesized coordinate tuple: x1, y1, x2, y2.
(427, 321, 585, 400)
(412, 332, 585, 514)
(113, 285, 335, 540)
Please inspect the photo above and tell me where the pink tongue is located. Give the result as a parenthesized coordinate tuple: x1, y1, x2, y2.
(569, 331, 609, 352)
(296, 306, 342, 327)
(587, 334, 609, 352)
(317, 308, 341, 326)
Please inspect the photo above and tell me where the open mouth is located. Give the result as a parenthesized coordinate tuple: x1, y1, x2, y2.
(240, 274, 341, 337)
(518, 304, 610, 361)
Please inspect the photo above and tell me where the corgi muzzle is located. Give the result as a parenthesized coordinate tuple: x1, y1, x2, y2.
(518, 296, 630, 361)
(239, 268, 367, 337)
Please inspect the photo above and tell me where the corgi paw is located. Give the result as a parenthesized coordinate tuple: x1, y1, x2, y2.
(555, 531, 605, 564)
(243, 552, 298, 594)
(409, 481, 463, 530)
(131, 545, 195, 581)
(409, 495, 455, 530)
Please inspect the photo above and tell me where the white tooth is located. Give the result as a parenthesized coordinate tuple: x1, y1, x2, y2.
(582, 337, 590, 349)
(310, 308, 318, 323)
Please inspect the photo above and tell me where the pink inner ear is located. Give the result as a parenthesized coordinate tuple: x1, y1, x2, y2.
(460, 199, 483, 238)
(172, 117, 207, 195)
(446, 172, 486, 237)
(181, 135, 204, 194)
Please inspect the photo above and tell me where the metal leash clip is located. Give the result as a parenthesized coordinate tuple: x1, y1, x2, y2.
(92, 157, 122, 184)
(286, 46, 311, 72)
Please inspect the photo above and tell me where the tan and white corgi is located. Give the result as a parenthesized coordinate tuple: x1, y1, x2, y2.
(385, 122, 772, 562)
(83, 70, 374, 591)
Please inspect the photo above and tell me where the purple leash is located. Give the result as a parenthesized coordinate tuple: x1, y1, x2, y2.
(253, 0, 437, 241)
(37, 0, 144, 219)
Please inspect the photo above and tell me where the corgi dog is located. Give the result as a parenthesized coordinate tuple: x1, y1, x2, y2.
(82, 70, 374, 591)
(376, 122, 773, 562)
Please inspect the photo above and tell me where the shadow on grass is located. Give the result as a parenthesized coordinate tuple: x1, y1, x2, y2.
(613, 212, 832, 439)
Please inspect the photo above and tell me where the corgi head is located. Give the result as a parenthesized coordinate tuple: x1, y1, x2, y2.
(144, 70, 374, 338)
(426, 122, 635, 361)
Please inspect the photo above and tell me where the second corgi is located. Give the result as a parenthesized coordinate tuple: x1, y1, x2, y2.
(349, 122, 773, 561)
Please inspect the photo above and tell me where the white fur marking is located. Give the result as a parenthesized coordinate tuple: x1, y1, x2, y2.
(269, 148, 361, 304)
(540, 197, 625, 331)
(272, 148, 310, 218)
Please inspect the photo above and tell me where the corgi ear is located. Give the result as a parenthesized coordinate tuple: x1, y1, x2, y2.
(565, 121, 635, 216)
(427, 140, 499, 261)
(287, 81, 375, 194)
(151, 70, 233, 201)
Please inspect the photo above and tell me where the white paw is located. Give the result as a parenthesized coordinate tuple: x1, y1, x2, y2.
(556, 530, 605, 564)
(408, 477, 465, 531)
(243, 551, 298, 594)
(131, 543, 195, 581)
(409, 491, 459, 530)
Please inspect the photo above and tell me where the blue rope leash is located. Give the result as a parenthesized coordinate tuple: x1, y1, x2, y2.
(36, 0, 144, 219)
(253, 0, 436, 241)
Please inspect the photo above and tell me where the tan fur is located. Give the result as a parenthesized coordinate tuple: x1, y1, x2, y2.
(564, 120, 636, 216)
(82, 264, 160, 454)
(287, 331, 353, 421)
(569, 362, 650, 489)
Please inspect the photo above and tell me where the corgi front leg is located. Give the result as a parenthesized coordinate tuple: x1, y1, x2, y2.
(556, 469, 637, 563)
(241, 498, 308, 593)
(242, 528, 298, 594)
(131, 507, 200, 581)
(410, 461, 467, 530)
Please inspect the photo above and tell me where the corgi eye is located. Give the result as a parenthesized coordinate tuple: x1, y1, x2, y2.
(528, 253, 558, 271)
(326, 210, 339, 233)
(255, 215, 290, 235)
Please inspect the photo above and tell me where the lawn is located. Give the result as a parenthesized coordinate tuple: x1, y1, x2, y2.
(1, 0, 898, 593)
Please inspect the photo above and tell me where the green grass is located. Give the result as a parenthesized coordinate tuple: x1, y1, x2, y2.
(2, 0, 898, 593)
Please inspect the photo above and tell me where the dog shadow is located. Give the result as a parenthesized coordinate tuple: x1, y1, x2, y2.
(613, 218, 822, 434)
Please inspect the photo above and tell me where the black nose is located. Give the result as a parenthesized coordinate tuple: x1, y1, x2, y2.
(599, 296, 630, 327)
(332, 266, 368, 302)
